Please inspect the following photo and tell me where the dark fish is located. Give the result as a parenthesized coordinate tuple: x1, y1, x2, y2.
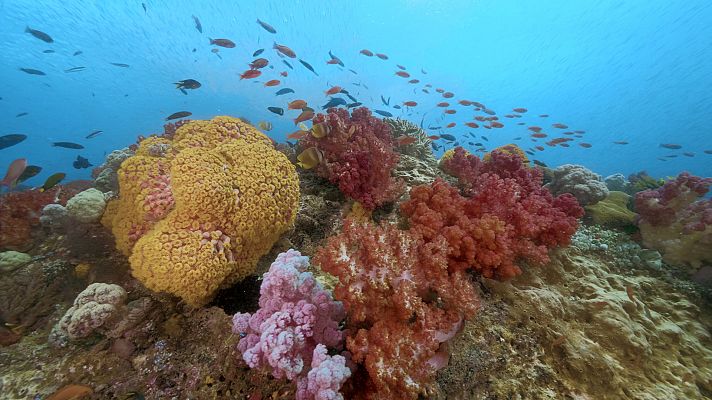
(166, 111, 192, 120)
(322, 97, 347, 109)
(257, 19, 277, 34)
(704, 150, 712, 155)
(192, 15, 202, 33)
(110, 62, 130, 67)
(53, 141, 84, 149)
(73, 50, 82, 56)
(25, 26, 53, 43)
(268, 106, 284, 116)
(16, 112, 28, 117)
(525, 150, 535, 156)
(142, 2, 147, 13)
(381, 95, 390, 106)
(40, 172, 65, 191)
(374, 110, 393, 117)
(393, 105, 401, 109)
(275, 88, 295, 95)
(175, 79, 201, 90)
(475, 142, 483, 146)
(16, 165, 41, 184)
(299, 59, 318, 75)
(422, 89, 429, 94)
(428, 126, 442, 130)
(0, 134, 27, 150)
(349, 69, 358, 74)
(421, 68, 427, 74)
(73, 155, 92, 169)
(19, 68, 46, 75)
(481, 136, 488, 141)
(64, 66, 86, 73)
(328, 50, 344, 67)
(345, 93, 358, 103)
(683, 152, 695, 157)
(664, 155, 678, 158)
(483, 108, 496, 115)
(533, 160, 547, 167)
(346, 102, 362, 108)
(85, 130, 103, 139)
(441, 134, 456, 141)
(43, 49, 55, 54)
(192, 48, 197, 52)
(253, 49, 265, 57)
(613, 141, 628, 145)
(282, 60, 293, 70)
(659, 143, 682, 150)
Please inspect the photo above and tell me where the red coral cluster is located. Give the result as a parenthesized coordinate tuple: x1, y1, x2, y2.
(314, 221, 478, 400)
(0, 181, 91, 250)
(404, 147, 583, 279)
(299, 107, 403, 209)
(635, 172, 712, 227)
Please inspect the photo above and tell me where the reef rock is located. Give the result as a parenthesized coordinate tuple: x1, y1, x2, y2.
(94, 147, 135, 193)
(0, 251, 31, 273)
(40, 203, 69, 232)
(66, 188, 107, 224)
(604, 173, 633, 193)
(546, 164, 609, 206)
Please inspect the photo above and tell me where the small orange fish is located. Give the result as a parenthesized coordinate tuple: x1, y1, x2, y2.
(376, 53, 388, 60)
(294, 109, 315, 125)
(408, 79, 420, 84)
(535, 146, 545, 151)
(444, 109, 456, 114)
(325, 86, 342, 95)
(287, 130, 307, 140)
(483, 125, 492, 130)
(403, 101, 417, 107)
(442, 92, 454, 98)
(428, 135, 440, 140)
(475, 116, 486, 122)
(240, 69, 261, 80)
(264, 79, 280, 87)
(465, 122, 479, 128)
(360, 49, 374, 56)
(280, 71, 288, 77)
(491, 121, 504, 128)
(288, 99, 307, 110)
(437, 102, 449, 107)
(528, 126, 543, 132)
(250, 58, 269, 69)
(396, 64, 406, 70)
(563, 131, 574, 135)
(397, 136, 417, 146)
(552, 123, 568, 129)
(513, 107, 527, 113)
(579, 143, 592, 148)
(560, 143, 570, 147)
(274, 43, 296, 58)
(395, 71, 410, 78)
(458, 100, 473, 106)
(446, 122, 456, 128)
(531, 133, 547, 138)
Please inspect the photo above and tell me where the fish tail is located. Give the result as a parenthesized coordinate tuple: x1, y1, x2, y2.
(25, 26, 31, 33)
(208, 38, 214, 45)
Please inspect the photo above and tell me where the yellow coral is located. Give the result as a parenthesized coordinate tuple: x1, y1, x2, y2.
(484, 143, 529, 164)
(438, 148, 460, 170)
(103, 116, 299, 306)
(585, 191, 636, 229)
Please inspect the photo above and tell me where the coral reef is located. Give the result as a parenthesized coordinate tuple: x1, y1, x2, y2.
(102, 116, 300, 306)
(315, 221, 479, 399)
(412, 147, 583, 279)
(384, 117, 436, 161)
(585, 190, 636, 229)
(40, 203, 69, 233)
(66, 188, 107, 223)
(297, 107, 404, 210)
(604, 173, 632, 193)
(545, 163, 609, 206)
(93, 147, 135, 193)
(232, 250, 348, 399)
(635, 172, 712, 269)
(628, 170, 667, 193)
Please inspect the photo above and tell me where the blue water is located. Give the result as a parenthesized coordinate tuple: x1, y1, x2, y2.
(1, 0, 711, 186)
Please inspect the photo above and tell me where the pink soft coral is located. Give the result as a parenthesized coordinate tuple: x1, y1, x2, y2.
(232, 250, 347, 396)
(298, 107, 403, 209)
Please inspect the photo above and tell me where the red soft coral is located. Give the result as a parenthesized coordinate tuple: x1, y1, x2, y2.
(314, 220, 478, 400)
(403, 147, 583, 280)
(299, 107, 403, 209)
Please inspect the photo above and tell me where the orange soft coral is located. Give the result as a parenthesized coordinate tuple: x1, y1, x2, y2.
(103, 116, 300, 306)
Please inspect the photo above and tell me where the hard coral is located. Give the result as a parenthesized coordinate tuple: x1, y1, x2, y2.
(635, 172, 712, 268)
(233, 250, 348, 400)
(102, 116, 300, 306)
(298, 107, 403, 210)
(545, 164, 609, 206)
(315, 221, 479, 400)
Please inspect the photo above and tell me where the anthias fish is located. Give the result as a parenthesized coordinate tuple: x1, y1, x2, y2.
(257, 19, 277, 34)
(250, 58, 269, 69)
(25, 26, 53, 43)
(210, 38, 236, 48)
(274, 43, 296, 58)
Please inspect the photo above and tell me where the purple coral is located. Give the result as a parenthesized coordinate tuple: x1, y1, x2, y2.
(232, 250, 348, 398)
(296, 344, 351, 400)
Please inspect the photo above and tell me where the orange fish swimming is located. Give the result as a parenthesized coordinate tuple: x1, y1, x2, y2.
(459, 100, 473, 106)
(360, 49, 374, 56)
(579, 143, 592, 148)
(264, 79, 280, 87)
(442, 92, 454, 98)
(428, 135, 440, 140)
(465, 122, 479, 128)
(325, 86, 342, 95)
(288, 99, 307, 110)
(293, 109, 314, 125)
(403, 101, 418, 107)
(531, 133, 547, 138)
(274, 42, 296, 58)
(491, 121, 504, 128)
(408, 79, 420, 84)
(552, 123, 568, 129)
(250, 58, 269, 69)
(535, 146, 545, 151)
(395, 71, 410, 78)
(397, 136, 417, 146)
(513, 107, 527, 113)
(475, 116, 486, 122)
(528, 126, 543, 133)
(210, 38, 236, 48)
(376, 53, 388, 60)
(326, 58, 340, 64)
(287, 130, 307, 140)
(240, 69, 261, 79)
(446, 122, 456, 128)
(437, 102, 449, 107)
(444, 109, 456, 114)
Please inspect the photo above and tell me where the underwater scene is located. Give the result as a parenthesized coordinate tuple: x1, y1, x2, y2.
(1, 0, 712, 399)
